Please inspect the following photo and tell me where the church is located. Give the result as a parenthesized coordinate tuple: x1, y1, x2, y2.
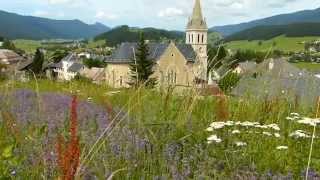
(105, 0, 208, 88)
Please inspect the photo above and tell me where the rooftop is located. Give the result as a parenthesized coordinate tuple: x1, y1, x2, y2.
(106, 42, 196, 64)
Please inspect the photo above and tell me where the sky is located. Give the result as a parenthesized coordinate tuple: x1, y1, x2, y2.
(1, 0, 320, 30)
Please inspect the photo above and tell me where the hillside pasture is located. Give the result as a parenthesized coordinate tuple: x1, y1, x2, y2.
(13, 39, 42, 53)
(225, 36, 320, 52)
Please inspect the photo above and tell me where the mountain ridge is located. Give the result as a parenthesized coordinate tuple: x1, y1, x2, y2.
(211, 8, 320, 36)
(0, 10, 110, 40)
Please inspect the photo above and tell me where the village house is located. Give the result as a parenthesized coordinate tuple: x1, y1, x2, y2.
(105, 0, 208, 88)
(51, 53, 85, 81)
(0, 49, 26, 73)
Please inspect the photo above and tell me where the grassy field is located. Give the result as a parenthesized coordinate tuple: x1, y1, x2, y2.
(292, 62, 320, 73)
(226, 36, 320, 52)
(0, 79, 320, 179)
(13, 40, 42, 53)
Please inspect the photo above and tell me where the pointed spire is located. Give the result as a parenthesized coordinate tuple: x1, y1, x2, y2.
(187, 0, 207, 30)
(192, 0, 203, 21)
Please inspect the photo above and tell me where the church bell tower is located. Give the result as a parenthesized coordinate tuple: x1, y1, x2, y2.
(186, 0, 208, 81)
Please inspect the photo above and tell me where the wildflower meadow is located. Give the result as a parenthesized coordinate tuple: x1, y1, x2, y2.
(0, 79, 320, 179)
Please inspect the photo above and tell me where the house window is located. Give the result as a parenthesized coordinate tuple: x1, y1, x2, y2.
(198, 34, 200, 43)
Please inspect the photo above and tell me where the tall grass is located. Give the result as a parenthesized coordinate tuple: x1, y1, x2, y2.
(0, 79, 319, 178)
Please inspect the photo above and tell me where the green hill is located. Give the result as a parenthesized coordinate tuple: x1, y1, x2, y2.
(212, 7, 320, 36)
(94, 25, 184, 46)
(225, 36, 320, 52)
(225, 23, 320, 42)
(0, 10, 110, 40)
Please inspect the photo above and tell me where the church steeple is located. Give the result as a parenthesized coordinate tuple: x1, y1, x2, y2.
(187, 0, 207, 30)
(185, 0, 208, 82)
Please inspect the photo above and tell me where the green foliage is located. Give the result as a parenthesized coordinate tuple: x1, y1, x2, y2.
(13, 40, 42, 54)
(0, 79, 320, 178)
(1, 39, 16, 50)
(232, 49, 271, 63)
(83, 58, 106, 68)
(94, 25, 184, 46)
(30, 49, 44, 74)
(207, 45, 228, 72)
(207, 32, 222, 46)
(129, 33, 156, 87)
(50, 49, 68, 63)
(226, 36, 320, 52)
(218, 72, 240, 93)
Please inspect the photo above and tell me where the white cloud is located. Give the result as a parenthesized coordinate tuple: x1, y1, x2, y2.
(158, 7, 184, 18)
(32, 10, 66, 18)
(33, 10, 49, 16)
(95, 11, 118, 20)
(47, 0, 72, 5)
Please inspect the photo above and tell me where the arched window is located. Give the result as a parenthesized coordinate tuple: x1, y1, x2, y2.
(198, 34, 200, 43)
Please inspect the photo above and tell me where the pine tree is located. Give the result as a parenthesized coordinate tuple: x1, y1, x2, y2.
(30, 49, 44, 74)
(129, 33, 156, 87)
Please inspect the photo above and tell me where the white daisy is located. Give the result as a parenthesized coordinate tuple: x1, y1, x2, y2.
(232, 130, 241, 134)
(206, 127, 213, 132)
(235, 141, 247, 147)
(276, 146, 288, 150)
(289, 130, 310, 138)
(274, 133, 281, 138)
(267, 124, 280, 131)
(207, 135, 222, 143)
(263, 132, 272, 136)
(210, 122, 226, 129)
(297, 117, 320, 126)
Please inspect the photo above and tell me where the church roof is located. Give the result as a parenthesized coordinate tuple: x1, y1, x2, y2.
(187, 0, 207, 30)
(106, 42, 196, 64)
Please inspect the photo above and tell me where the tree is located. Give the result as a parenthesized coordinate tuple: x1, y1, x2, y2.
(30, 49, 44, 74)
(2, 39, 16, 50)
(129, 33, 156, 87)
(51, 49, 68, 63)
(218, 72, 240, 94)
(207, 45, 227, 73)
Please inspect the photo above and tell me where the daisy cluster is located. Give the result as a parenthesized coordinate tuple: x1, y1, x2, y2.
(206, 120, 281, 146)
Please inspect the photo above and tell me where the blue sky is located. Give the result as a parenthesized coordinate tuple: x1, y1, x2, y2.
(1, 0, 320, 30)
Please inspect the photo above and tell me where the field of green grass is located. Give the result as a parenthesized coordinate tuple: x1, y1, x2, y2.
(0, 79, 319, 178)
(226, 36, 320, 52)
(13, 40, 42, 53)
(292, 62, 320, 73)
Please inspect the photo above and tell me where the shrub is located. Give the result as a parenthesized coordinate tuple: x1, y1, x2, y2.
(218, 72, 240, 93)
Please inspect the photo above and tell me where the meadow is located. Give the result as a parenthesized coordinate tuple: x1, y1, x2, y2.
(225, 36, 320, 52)
(13, 40, 42, 54)
(0, 79, 320, 179)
